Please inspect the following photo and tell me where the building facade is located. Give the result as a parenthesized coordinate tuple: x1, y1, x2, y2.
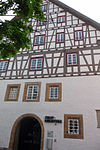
(0, 0, 100, 150)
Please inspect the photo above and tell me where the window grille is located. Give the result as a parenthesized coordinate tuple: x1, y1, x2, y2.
(64, 114, 83, 139)
(68, 119, 79, 135)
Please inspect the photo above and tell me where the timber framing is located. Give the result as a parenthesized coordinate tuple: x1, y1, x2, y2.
(0, 0, 100, 80)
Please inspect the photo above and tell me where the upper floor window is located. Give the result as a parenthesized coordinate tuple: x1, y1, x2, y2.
(45, 83, 62, 102)
(30, 57, 43, 71)
(23, 82, 41, 102)
(66, 53, 78, 66)
(57, 16, 65, 23)
(0, 60, 8, 71)
(34, 35, 45, 45)
(5, 84, 20, 101)
(37, 20, 46, 26)
(74, 30, 83, 41)
(41, 5, 47, 12)
(56, 33, 64, 43)
(64, 114, 83, 139)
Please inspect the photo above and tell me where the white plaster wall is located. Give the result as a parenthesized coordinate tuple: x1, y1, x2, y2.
(0, 76, 100, 150)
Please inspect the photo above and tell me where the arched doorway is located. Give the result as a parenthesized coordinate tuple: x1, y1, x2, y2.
(9, 114, 44, 150)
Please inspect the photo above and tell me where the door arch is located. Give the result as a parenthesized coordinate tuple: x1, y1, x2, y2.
(9, 114, 44, 150)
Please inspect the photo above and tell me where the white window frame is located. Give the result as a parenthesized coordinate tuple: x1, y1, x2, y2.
(45, 83, 62, 102)
(49, 87, 59, 99)
(26, 85, 39, 100)
(23, 82, 41, 102)
(57, 33, 64, 43)
(8, 87, 18, 100)
(5, 84, 20, 101)
(41, 5, 47, 12)
(58, 16, 65, 23)
(75, 30, 83, 41)
(34, 35, 45, 45)
(67, 53, 78, 66)
(30, 57, 43, 70)
(0, 60, 8, 71)
(38, 20, 46, 26)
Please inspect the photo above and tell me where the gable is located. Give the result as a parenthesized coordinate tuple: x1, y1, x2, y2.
(49, 0, 100, 30)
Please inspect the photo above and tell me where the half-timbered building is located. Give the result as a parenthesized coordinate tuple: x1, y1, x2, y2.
(0, 0, 100, 150)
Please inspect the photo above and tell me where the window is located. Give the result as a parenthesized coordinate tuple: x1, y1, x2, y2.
(96, 110, 100, 128)
(23, 82, 41, 102)
(74, 30, 83, 41)
(41, 5, 47, 12)
(66, 53, 78, 66)
(64, 114, 83, 139)
(5, 84, 20, 101)
(34, 35, 45, 45)
(30, 57, 43, 71)
(56, 33, 64, 43)
(37, 20, 46, 26)
(0, 60, 8, 72)
(57, 16, 65, 23)
(45, 83, 62, 102)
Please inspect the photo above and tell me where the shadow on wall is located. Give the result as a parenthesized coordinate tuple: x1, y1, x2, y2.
(0, 148, 8, 150)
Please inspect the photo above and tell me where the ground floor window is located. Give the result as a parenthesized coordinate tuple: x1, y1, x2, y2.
(64, 114, 83, 139)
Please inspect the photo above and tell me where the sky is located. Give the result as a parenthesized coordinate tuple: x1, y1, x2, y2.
(0, 0, 100, 23)
(60, 0, 100, 23)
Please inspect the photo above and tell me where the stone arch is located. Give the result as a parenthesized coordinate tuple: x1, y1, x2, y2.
(9, 113, 44, 150)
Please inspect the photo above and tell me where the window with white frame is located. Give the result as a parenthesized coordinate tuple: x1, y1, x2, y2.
(58, 16, 65, 23)
(34, 35, 45, 45)
(38, 20, 46, 26)
(45, 83, 62, 102)
(75, 30, 83, 41)
(64, 114, 83, 139)
(26, 85, 39, 100)
(41, 5, 47, 12)
(8, 88, 18, 100)
(0, 61, 8, 71)
(49, 87, 59, 99)
(56, 33, 64, 43)
(30, 57, 43, 70)
(67, 53, 78, 66)
(23, 83, 41, 102)
(5, 84, 20, 101)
